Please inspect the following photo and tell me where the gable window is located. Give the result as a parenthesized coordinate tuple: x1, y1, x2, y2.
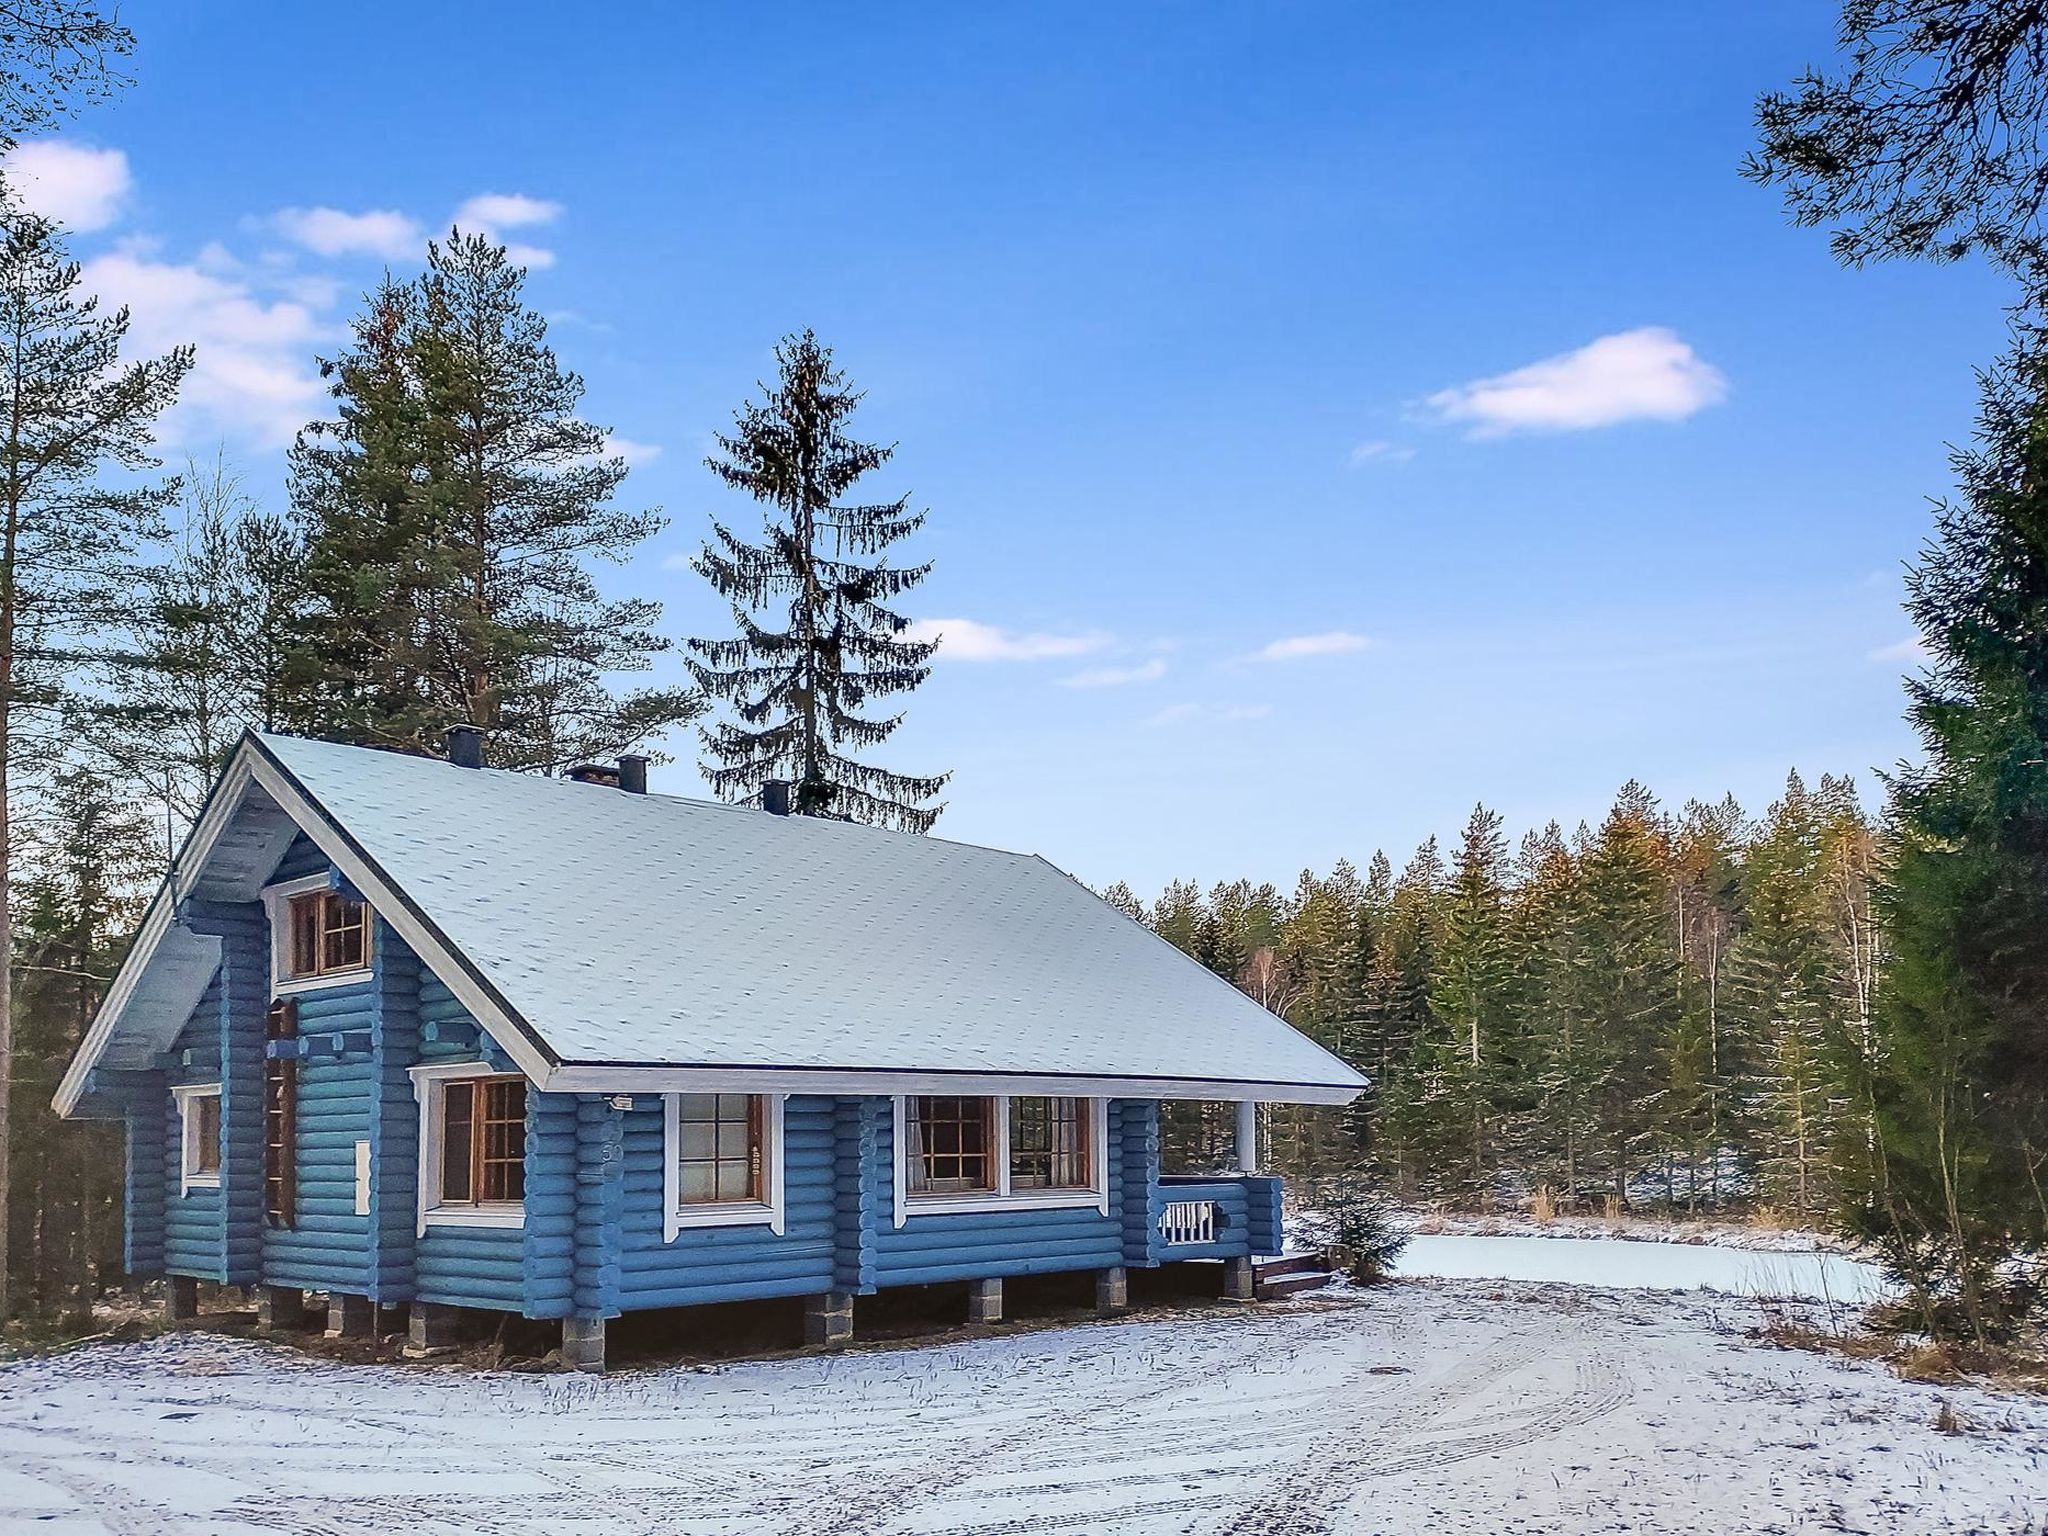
(663, 1093, 785, 1239)
(896, 1095, 1106, 1223)
(174, 1084, 222, 1195)
(410, 1065, 527, 1232)
(264, 873, 372, 992)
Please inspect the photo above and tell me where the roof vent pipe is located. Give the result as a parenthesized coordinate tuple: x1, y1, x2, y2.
(762, 779, 792, 816)
(447, 724, 484, 770)
(618, 754, 648, 795)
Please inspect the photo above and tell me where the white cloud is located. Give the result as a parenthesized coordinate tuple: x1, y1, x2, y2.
(272, 206, 422, 260)
(454, 193, 561, 231)
(904, 617, 1109, 662)
(1244, 631, 1374, 663)
(4, 140, 130, 231)
(1870, 635, 1931, 664)
(1348, 439, 1415, 466)
(451, 194, 563, 270)
(1426, 326, 1727, 437)
(80, 246, 328, 449)
(502, 242, 556, 271)
(606, 435, 662, 468)
(1061, 658, 1167, 688)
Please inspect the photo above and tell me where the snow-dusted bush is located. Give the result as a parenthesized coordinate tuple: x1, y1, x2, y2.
(1315, 1170, 1408, 1284)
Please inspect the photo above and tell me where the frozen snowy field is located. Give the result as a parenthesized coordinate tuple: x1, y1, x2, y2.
(2, 1282, 2044, 1535)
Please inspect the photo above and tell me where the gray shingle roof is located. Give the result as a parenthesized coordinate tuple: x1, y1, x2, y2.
(258, 734, 1364, 1099)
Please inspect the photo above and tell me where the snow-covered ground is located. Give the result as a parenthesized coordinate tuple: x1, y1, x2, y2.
(1398, 1233, 1888, 1303)
(2, 1283, 2043, 1535)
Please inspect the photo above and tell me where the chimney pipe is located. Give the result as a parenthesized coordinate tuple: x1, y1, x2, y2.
(762, 779, 792, 816)
(447, 724, 484, 770)
(618, 754, 648, 795)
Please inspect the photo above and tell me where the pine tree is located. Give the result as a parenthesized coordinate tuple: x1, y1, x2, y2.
(292, 235, 696, 770)
(1813, 773, 1885, 1203)
(1097, 881, 1145, 922)
(688, 330, 945, 830)
(99, 456, 307, 852)
(0, 2, 133, 149)
(0, 208, 189, 1320)
(1665, 796, 1747, 1206)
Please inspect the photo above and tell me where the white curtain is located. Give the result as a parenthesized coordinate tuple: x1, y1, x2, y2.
(903, 1097, 926, 1192)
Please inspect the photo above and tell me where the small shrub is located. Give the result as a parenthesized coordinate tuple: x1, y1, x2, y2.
(1317, 1170, 1409, 1284)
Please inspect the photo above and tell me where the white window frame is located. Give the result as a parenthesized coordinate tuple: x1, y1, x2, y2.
(262, 873, 373, 996)
(662, 1092, 786, 1242)
(891, 1095, 1109, 1227)
(172, 1083, 222, 1195)
(409, 1062, 527, 1236)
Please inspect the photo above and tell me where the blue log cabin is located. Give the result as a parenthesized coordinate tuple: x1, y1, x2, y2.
(55, 729, 1365, 1370)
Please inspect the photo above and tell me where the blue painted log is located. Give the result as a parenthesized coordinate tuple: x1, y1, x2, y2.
(123, 1072, 168, 1275)
(369, 925, 422, 1304)
(1119, 1100, 1164, 1267)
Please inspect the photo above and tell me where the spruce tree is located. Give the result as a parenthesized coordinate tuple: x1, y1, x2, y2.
(0, 208, 189, 1320)
(1567, 786, 1681, 1203)
(1873, 320, 2048, 1332)
(688, 330, 945, 830)
(9, 764, 150, 1324)
(1369, 838, 1446, 1195)
(1730, 773, 1842, 1218)
(292, 236, 697, 770)
(1407, 806, 1514, 1198)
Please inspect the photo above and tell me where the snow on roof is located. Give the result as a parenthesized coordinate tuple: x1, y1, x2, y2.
(251, 733, 1364, 1099)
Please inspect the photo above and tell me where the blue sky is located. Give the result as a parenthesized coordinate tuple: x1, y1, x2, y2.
(5, 3, 2016, 891)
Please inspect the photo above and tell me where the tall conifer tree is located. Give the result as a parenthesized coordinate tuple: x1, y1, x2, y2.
(1875, 323, 2048, 1330)
(0, 209, 188, 1319)
(292, 236, 696, 769)
(688, 330, 945, 830)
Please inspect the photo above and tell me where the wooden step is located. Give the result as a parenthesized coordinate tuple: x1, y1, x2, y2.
(1257, 1270, 1335, 1301)
(1253, 1251, 1331, 1282)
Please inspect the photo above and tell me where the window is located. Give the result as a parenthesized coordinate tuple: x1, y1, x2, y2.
(265, 874, 372, 991)
(663, 1093, 785, 1239)
(1008, 1097, 1090, 1190)
(289, 890, 369, 978)
(175, 1085, 221, 1194)
(906, 1096, 995, 1193)
(410, 1066, 528, 1231)
(439, 1076, 526, 1205)
(677, 1094, 762, 1203)
(896, 1095, 1105, 1222)
(264, 999, 298, 1226)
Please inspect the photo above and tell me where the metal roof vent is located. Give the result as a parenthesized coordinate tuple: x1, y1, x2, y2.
(618, 754, 648, 795)
(762, 780, 792, 816)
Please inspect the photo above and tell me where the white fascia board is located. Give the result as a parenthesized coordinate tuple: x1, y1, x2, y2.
(540, 1063, 1363, 1106)
(57, 736, 557, 1119)
(52, 883, 176, 1119)
(242, 750, 556, 1087)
